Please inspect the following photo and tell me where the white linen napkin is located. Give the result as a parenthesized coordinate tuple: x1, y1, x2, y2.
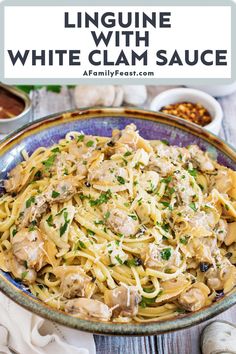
(0, 293, 96, 354)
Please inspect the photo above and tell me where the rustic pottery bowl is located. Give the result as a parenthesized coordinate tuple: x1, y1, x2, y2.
(0, 107, 236, 335)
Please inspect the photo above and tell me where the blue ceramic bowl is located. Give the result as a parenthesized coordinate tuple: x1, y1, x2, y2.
(0, 107, 236, 335)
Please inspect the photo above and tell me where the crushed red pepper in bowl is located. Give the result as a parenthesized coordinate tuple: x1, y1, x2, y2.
(160, 102, 212, 127)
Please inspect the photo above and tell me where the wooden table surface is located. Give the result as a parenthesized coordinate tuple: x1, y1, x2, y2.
(2, 85, 236, 354)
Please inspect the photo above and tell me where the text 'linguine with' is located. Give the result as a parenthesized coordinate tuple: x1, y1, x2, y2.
(1, 124, 236, 323)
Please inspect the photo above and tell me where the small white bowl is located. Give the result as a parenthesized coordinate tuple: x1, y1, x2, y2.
(150, 88, 223, 135)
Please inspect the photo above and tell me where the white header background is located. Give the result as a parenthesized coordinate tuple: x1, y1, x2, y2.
(4, 6, 231, 79)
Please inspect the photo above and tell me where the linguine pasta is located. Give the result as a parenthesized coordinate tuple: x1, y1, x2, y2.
(1, 124, 236, 323)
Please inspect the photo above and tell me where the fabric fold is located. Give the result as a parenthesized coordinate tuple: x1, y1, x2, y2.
(0, 293, 95, 354)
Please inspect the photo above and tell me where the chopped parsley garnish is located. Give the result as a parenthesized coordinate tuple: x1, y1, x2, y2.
(165, 268, 172, 274)
(161, 201, 171, 208)
(124, 151, 132, 157)
(140, 296, 157, 308)
(137, 198, 143, 206)
(29, 221, 37, 231)
(176, 308, 187, 314)
(128, 214, 138, 220)
(89, 190, 112, 206)
(21, 271, 28, 280)
(51, 147, 60, 153)
(199, 184, 204, 191)
(117, 233, 123, 238)
(117, 176, 126, 185)
(148, 181, 155, 192)
(189, 202, 197, 211)
(143, 287, 155, 293)
(161, 139, 170, 146)
(42, 154, 57, 169)
(188, 168, 197, 177)
(59, 211, 70, 237)
(86, 140, 94, 147)
(104, 211, 110, 220)
(94, 220, 104, 225)
(115, 255, 123, 265)
(56, 208, 67, 216)
(79, 193, 89, 201)
(134, 162, 143, 169)
(60, 223, 68, 237)
(125, 257, 142, 267)
(87, 229, 95, 236)
(168, 187, 175, 195)
(12, 229, 17, 237)
(46, 215, 53, 227)
(161, 176, 172, 184)
(51, 190, 60, 198)
(160, 248, 172, 261)
(180, 236, 189, 245)
(77, 134, 85, 142)
(34, 170, 42, 179)
(78, 240, 86, 249)
(161, 223, 169, 232)
(26, 196, 35, 208)
(157, 290, 163, 297)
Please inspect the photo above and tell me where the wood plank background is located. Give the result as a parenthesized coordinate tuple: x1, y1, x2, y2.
(1, 85, 236, 354)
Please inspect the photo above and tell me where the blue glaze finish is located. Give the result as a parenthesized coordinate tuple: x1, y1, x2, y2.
(0, 107, 236, 335)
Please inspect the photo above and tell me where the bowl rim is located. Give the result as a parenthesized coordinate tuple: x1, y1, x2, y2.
(149, 87, 223, 131)
(0, 106, 236, 336)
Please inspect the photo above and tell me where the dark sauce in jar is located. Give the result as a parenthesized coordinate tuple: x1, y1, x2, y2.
(0, 87, 25, 119)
